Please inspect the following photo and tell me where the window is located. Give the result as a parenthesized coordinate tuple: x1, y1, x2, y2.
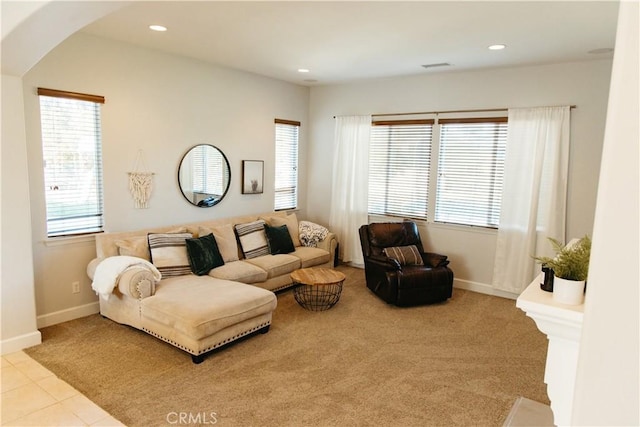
(367, 115, 507, 228)
(368, 120, 433, 220)
(38, 88, 105, 237)
(435, 118, 507, 227)
(274, 119, 299, 210)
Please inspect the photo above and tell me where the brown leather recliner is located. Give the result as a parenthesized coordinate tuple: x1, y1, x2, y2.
(359, 221, 453, 306)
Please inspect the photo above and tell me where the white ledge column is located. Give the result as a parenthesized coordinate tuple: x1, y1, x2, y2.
(516, 275, 584, 427)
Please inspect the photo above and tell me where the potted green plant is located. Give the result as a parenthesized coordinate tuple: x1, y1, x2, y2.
(534, 235, 591, 305)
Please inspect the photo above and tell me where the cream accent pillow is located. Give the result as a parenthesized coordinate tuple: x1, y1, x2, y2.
(199, 224, 240, 263)
(115, 236, 150, 261)
(261, 213, 301, 247)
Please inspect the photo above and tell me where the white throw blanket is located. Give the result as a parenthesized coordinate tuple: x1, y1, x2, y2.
(92, 256, 161, 301)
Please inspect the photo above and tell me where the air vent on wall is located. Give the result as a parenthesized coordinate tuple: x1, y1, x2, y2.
(421, 63, 451, 69)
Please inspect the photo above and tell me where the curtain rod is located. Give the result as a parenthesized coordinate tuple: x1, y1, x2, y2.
(333, 105, 576, 118)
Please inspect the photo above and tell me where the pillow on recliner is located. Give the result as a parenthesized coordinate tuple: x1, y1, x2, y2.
(383, 245, 424, 266)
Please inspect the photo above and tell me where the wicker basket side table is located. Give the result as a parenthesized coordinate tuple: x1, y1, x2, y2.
(291, 268, 346, 311)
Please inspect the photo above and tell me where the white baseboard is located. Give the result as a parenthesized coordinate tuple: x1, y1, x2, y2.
(454, 278, 519, 300)
(1, 330, 42, 355)
(36, 301, 100, 329)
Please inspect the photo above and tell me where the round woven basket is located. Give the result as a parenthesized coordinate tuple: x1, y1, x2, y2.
(293, 283, 343, 311)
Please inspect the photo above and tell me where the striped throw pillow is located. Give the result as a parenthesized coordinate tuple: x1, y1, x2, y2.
(148, 232, 193, 278)
(234, 220, 269, 259)
(383, 245, 424, 266)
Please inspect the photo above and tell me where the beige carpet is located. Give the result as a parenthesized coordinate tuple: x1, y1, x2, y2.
(25, 266, 549, 427)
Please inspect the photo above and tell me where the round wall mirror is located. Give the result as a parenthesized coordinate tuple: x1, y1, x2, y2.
(178, 145, 231, 207)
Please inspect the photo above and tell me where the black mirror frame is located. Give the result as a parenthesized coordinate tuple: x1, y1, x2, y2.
(177, 144, 231, 208)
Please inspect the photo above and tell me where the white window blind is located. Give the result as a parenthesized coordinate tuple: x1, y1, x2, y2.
(274, 119, 299, 211)
(38, 88, 105, 237)
(191, 145, 227, 197)
(435, 118, 507, 228)
(368, 120, 433, 220)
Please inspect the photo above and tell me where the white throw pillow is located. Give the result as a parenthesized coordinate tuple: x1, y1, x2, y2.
(148, 232, 193, 277)
(234, 220, 269, 259)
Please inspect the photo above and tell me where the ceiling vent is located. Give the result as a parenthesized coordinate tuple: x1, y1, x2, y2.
(421, 63, 451, 69)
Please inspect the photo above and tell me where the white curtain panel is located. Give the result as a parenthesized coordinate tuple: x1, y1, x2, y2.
(492, 106, 571, 294)
(329, 115, 371, 265)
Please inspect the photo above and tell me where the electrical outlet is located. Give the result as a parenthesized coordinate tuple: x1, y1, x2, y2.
(72, 281, 80, 294)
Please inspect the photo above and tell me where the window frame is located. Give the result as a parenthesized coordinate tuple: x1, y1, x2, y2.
(274, 118, 300, 211)
(433, 117, 508, 228)
(37, 87, 105, 238)
(368, 119, 434, 221)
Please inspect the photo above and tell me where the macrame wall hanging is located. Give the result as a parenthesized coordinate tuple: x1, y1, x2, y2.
(128, 150, 154, 209)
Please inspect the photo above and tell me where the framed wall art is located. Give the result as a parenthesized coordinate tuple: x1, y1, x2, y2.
(242, 160, 264, 194)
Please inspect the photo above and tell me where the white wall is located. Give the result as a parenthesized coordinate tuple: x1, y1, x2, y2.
(572, 1, 639, 424)
(22, 33, 310, 323)
(307, 60, 612, 295)
(0, 75, 42, 352)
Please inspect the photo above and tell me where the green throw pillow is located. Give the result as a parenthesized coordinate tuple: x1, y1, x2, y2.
(185, 233, 225, 276)
(264, 224, 295, 255)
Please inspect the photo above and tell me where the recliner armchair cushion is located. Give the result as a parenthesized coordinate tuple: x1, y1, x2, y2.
(423, 253, 450, 268)
(367, 221, 423, 256)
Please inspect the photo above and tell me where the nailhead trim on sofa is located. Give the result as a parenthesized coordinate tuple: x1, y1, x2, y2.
(142, 321, 271, 356)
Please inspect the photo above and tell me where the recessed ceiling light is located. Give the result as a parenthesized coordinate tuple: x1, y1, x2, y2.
(488, 44, 506, 50)
(149, 25, 167, 32)
(298, 68, 310, 73)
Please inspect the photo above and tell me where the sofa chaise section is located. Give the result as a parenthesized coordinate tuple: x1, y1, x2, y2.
(141, 276, 277, 363)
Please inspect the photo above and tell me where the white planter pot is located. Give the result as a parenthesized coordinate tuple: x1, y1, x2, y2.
(552, 276, 586, 305)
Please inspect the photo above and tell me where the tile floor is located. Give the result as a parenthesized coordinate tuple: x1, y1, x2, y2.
(502, 396, 554, 427)
(1, 351, 124, 426)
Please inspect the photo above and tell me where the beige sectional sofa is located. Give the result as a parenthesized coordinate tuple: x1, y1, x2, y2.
(87, 211, 337, 363)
